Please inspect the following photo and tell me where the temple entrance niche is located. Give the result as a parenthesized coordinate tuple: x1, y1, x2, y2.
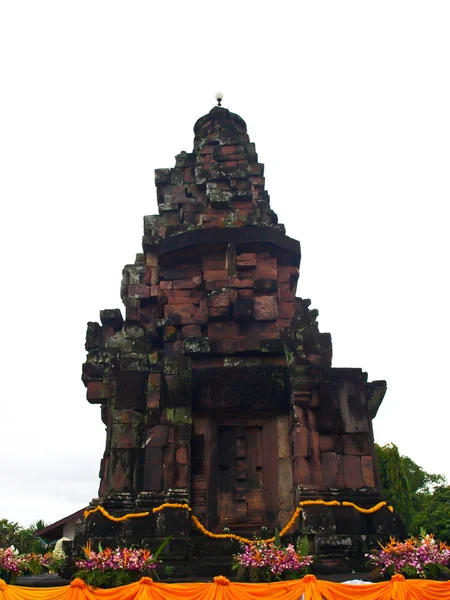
(218, 423, 265, 527)
(191, 411, 281, 533)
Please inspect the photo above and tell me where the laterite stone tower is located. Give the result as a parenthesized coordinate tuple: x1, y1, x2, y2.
(76, 104, 404, 576)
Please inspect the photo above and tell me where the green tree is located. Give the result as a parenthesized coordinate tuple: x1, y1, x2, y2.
(0, 519, 23, 549)
(376, 444, 448, 538)
(401, 455, 446, 495)
(375, 443, 414, 527)
(415, 486, 450, 542)
(0, 518, 50, 553)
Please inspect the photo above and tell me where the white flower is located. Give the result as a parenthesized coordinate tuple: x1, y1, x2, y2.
(53, 537, 70, 561)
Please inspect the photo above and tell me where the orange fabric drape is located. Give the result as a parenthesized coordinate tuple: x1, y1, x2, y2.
(2, 575, 450, 600)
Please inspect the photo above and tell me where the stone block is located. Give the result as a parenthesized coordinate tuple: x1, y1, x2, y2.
(279, 289, 295, 302)
(277, 266, 299, 283)
(361, 455, 375, 487)
(255, 257, 277, 279)
(336, 454, 344, 487)
(254, 279, 278, 293)
(205, 279, 228, 290)
(126, 299, 140, 322)
(233, 297, 254, 320)
(291, 426, 310, 458)
(176, 445, 189, 465)
(321, 452, 338, 487)
(309, 458, 323, 486)
(337, 378, 369, 433)
(145, 252, 159, 268)
(173, 423, 191, 442)
(300, 507, 336, 535)
(277, 318, 292, 329)
(148, 373, 161, 388)
(87, 381, 111, 403)
(144, 446, 163, 491)
(146, 425, 168, 447)
(319, 435, 334, 452)
(166, 292, 200, 305)
(164, 303, 196, 324)
(113, 409, 142, 424)
(112, 423, 141, 449)
(174, 464, 189, 488)
(115, 371, 146, 410)
(207, 321, 238, 340)
(173, 275, 202, 289)
(110, 453, 135, 492)
(343, 434, 371, 455)
(208, 306, 229, 319)
(309, 430, 320, 459)
(183, 337, 211, 354)
(184, 167, 195, 183)
(342, 455, 364, 489)
(155, 168, 170, 184)
(210, 338, 237, 353)
(202, 259, 226, 271)
(207, 290, 231, 307)
(278, 301, 295, 319)
(293, 456, 310, 485)
(204, 269, 228, 280)
(163, 325, 178, 341)
(228, 275, 254, 288)
(254, 295, 278, 320)
(236, 253, 256, 268)
(181, 324, 202, 338)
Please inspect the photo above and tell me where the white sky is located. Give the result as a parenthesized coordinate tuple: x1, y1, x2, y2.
(1, 1, 449, 528)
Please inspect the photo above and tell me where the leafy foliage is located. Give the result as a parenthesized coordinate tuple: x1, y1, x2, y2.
(376, 443, 414, 527)
(375, 443, 449, 540)
(296, 535, 310, 557)
(73, 567, 138, 588)
(0, 518, 51, 554)
(414, 486, 450, 542)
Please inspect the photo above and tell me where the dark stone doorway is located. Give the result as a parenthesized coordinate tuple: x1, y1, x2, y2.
(217, 425, 266, 526)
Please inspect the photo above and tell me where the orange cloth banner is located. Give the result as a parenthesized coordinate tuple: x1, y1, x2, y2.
(2, 575, 450, 600)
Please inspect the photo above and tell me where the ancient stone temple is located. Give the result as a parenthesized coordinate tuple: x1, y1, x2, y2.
(76, 104, 403, 575)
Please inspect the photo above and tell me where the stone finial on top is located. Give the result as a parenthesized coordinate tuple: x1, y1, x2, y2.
(215, 92, 224, 107)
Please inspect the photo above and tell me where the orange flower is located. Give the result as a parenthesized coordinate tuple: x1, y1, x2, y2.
(82, 541, 92, 559)
(122, 548, 130, 568)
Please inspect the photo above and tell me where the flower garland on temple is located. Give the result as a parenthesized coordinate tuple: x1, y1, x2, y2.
(83, 500, 393, 544)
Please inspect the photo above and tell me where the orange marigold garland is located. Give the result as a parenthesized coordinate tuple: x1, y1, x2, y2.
(84, 499, 394, 544)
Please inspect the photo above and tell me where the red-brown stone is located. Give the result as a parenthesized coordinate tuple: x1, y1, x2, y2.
(342, 455, 364, 489)
(176, 446, 189, 465)
(146, 425, 168, 447)
(254, 295, 278, 320)
(361, 455, 375, 487)
(207, 321, 239, 340)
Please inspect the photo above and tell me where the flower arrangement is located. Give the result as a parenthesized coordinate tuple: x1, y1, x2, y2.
(0, 546, 49, 583)
(367, 531, 450, 579)
(0, 538, 75, 584)
(232, 534, 313, 582)
(73, 537, 171, 588)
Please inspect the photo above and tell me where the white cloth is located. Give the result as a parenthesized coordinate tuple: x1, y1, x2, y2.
(298, 579, 373, 600)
